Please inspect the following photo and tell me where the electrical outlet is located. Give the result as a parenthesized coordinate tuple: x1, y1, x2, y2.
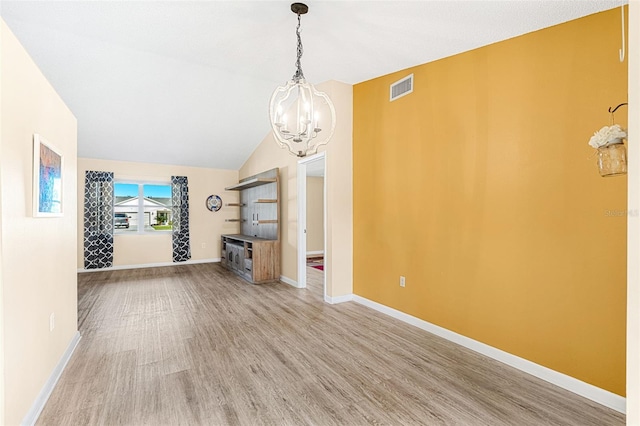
(49, 313, 55, 331)
(400, 276, 406, 287)
(201, 242, 206, 249)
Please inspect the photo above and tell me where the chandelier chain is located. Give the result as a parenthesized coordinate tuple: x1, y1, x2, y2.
(293, 13, 305, 82)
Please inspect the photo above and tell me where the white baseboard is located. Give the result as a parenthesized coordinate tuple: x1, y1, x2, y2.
(78, 258, 220, 273)
(279, 275, 299, 288)
(324, 293, 353, 304)
(22, 331, 81, 426)
(352, 295, 625, 414)
(306, 250, 324, 256)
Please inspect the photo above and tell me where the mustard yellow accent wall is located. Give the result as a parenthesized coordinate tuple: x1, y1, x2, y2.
(354, 9, 627, 396)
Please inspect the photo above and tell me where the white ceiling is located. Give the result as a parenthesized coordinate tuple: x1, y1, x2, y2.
(1, 1, 623, 170)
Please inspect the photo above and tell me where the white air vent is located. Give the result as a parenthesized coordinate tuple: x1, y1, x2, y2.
(390, 74, 413, 101)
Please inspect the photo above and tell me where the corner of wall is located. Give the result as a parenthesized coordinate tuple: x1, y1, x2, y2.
(321, 80, 354, 299)
(239, 79, 354, 300)
(0, 18, 5, 426)
(627, 1, 639, 422)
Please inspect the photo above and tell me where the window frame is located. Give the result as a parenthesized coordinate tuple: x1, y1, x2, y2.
(114, 179, 173, 235)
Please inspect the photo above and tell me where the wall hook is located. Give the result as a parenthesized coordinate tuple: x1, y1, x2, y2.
(619, 5, 625, 62)
(608, 102, 628, 125)
(608, 103, 628, 114)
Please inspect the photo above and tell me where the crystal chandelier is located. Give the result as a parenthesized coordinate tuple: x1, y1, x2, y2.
(269, 3, 336, 158)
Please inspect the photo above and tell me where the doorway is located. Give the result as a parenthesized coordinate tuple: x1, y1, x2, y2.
(297, 152, 327, 300)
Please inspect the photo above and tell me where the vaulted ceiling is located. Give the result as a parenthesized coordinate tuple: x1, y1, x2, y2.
(1, 1, 622, 169)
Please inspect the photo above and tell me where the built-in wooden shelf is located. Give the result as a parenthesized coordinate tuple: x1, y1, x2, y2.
(225, 178, 277, 191)
(221, 169, 279, 285)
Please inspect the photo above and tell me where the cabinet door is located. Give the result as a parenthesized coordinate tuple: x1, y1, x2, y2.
(243, 258, 253, 280)
(229, 246, 236, 271)
(230, 245, 240, 271)
(236, 245, 244, 271)
(227, 246, 234, 269)
(221, 238, 227, 267)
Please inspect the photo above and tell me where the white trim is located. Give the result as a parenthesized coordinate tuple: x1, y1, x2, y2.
(297, 160, 307, 289)
(306, 250, 324, 256)
(321, 155, 327, 302)
(279, 275, 299, 288)
(324, 293, 353, 304)
(352, 295, 626, 414)
(22, 331, 81, 426)
(628, 2, 640, 423)
(297, 152, 327, 301)
(78, 258, 220, 273)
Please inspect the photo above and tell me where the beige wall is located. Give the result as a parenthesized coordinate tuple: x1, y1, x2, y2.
(240, 80, 353, 298)
(0, 21, 5, 424)
(628, 1, 639, 422)
(323, 81, 354, 299)
(306, 177, 324, 253)
(77, 158, 239, 268)
(1, 20, 78, 425)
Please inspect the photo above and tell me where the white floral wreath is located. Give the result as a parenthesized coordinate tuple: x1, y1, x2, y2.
(588, 124, 627, 149)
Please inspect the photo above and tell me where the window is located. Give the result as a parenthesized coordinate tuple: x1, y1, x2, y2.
(114, 182, 172, 233)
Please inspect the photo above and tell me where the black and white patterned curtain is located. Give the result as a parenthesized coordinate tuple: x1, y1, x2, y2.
(84, 171, 114, 269)
(171, 176, 191, 262)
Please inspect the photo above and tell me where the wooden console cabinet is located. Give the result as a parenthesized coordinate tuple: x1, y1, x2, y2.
(221, 234, 280, 284)
(221, 168, 280, 284)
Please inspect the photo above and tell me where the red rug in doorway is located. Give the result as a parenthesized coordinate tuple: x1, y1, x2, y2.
(311, 265, 324, 271)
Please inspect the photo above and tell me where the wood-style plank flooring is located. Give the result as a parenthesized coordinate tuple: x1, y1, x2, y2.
(38, 263, 624, 425)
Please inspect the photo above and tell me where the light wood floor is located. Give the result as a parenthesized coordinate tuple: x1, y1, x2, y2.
(38, 263, 624, 425)
(306, 263, 324, 297)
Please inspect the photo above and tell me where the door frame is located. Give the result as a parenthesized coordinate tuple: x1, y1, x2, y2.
(627, 1, 639, 421)
(297, 152, 327, 300)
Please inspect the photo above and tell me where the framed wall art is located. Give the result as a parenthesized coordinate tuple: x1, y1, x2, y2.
(33, 134, 63, 217)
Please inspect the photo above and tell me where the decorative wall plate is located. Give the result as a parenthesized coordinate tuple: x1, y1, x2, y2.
(206, 195, 222, 212)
